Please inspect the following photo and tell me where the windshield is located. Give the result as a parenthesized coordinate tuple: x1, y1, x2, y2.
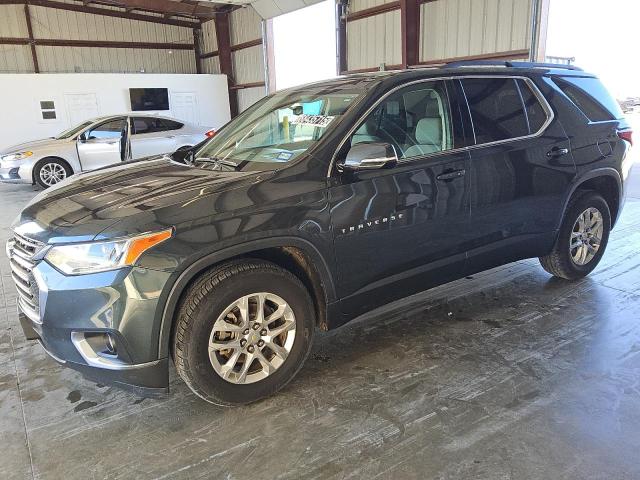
(55, 120, 95, 140)
(193, 85, 364, 170)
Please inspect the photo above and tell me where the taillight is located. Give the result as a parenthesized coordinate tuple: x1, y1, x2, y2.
(618, 129, 633, 146)
(205, 129, 216, 138)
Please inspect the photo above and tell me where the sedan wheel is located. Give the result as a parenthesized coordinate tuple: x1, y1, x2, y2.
(37, 161, 69, 187)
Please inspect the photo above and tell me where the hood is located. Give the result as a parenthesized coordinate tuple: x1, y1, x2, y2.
(12, 157, 268, 244)
(1, 137, 62, 155)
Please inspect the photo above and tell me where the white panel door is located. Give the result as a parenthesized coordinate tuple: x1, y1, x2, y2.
(64, 93, 99, 126)
(171, 92, 199, 125)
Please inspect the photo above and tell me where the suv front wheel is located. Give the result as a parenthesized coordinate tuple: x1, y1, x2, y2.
(539, 190, 611, 280)
(173, 259, 315, 405)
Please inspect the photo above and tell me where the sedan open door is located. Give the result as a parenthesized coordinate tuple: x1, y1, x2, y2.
(77, 117, 128, 171)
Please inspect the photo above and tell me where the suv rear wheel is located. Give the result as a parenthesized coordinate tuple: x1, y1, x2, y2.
(173, 259, 315, 405)
(539, 190, 611, 280)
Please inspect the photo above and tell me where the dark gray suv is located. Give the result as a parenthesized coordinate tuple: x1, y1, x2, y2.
(8, 62, 633, 405)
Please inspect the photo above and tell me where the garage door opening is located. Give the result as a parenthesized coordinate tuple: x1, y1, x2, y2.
(270, 0, 337, 91)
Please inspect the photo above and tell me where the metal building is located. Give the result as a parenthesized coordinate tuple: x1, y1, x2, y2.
(1, 0, 549, 116)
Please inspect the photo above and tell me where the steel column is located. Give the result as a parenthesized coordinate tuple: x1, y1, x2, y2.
(23, 4, 39, 73)
(215, 11, 239, 118)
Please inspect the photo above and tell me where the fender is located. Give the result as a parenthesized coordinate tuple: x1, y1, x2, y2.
(156, 236, 337, 358)
(557, 167, 623, 232)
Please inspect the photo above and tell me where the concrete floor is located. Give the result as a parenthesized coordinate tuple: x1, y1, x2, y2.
(1, 166, 639, 480)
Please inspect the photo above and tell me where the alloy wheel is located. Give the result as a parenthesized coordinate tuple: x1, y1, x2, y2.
(39, 163, 67, 186)
(208, 292, 296, 384)
(570, 207, 604, 266)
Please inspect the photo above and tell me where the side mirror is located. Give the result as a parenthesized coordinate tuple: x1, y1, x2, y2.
(171, 147, 194, 164)
(340, 142, 399, 172)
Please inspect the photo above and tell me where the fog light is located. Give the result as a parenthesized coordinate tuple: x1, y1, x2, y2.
(71, 331, 129, 369)
(105, 334, 117, 356)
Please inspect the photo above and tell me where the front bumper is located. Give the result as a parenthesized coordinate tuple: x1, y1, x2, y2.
(0, 160, 32, 183)
(0, 166, 23, 182)
(14, 257, 173, 396)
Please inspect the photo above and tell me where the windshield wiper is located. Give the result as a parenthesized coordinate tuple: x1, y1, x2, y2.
(194, 157, 240, 169)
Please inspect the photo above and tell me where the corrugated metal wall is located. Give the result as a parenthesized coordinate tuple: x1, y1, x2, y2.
(420, 0, 532, 62)
(197, 8, 266, 112)
(346, 0, 402, 71)
(347, 7, 401, 71)
(0, 5, 32, 73)
(200, 19, 220, 74)
(345, 0, 533, 72)
(0, 1, 196, 74)
(238, 87, 266, 112)
(230, 7, 266, 111)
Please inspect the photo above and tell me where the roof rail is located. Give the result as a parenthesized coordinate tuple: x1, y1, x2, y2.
(443, 60, 583, 71)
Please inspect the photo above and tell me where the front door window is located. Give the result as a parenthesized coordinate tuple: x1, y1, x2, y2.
(350, 80, 456, 159)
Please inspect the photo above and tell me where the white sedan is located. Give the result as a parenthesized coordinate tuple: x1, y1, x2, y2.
(0, 114, 214, 188)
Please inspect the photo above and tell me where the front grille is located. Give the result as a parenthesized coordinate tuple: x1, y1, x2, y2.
(7, 233, 45, 323)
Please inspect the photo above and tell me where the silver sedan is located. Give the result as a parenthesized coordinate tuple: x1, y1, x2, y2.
(0, 114, 214, 188)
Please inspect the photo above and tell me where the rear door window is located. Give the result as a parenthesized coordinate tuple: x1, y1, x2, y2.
(132, 117, 155, 135)
(552, 76, 623, 121)
(132, 117, 182, 135)
(461, 78, 529, 144)
(159, 119, 184, 131)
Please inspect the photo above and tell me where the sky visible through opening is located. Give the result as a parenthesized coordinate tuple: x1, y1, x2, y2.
(546, 0, 640, 100)
(272, 0, 337, 90)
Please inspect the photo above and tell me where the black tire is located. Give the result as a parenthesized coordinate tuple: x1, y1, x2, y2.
(539, 190, 611, 280)
(34, 158, 73, 189)
(173, 259, 315, 406)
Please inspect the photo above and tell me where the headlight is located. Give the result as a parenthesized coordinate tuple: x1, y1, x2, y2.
(2, 151, 33, 161)
(45, 229, 173, 275)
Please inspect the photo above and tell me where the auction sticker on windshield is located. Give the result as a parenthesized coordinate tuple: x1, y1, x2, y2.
(291, 114, 335, 128)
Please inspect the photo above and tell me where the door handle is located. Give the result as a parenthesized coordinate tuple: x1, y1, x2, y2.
(436, 169, 466, 181)
(546, 147, 569, 158)
(105, 140, 119, 145)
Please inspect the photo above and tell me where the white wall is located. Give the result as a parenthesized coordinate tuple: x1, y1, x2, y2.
(0, 73, 230, 150)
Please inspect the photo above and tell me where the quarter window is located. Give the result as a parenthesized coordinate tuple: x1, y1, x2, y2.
(350, 80, 455, 160)
(553, 76, 622, 122)
(462, 78, 529, 144)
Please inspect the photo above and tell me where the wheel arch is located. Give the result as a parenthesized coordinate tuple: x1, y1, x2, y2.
(157, 237, 337, 359)
(562, 168, 622, 229)
(31, 156, 75, 184)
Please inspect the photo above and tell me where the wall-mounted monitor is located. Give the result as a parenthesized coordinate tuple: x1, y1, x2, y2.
(129, 88, 170, 111)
